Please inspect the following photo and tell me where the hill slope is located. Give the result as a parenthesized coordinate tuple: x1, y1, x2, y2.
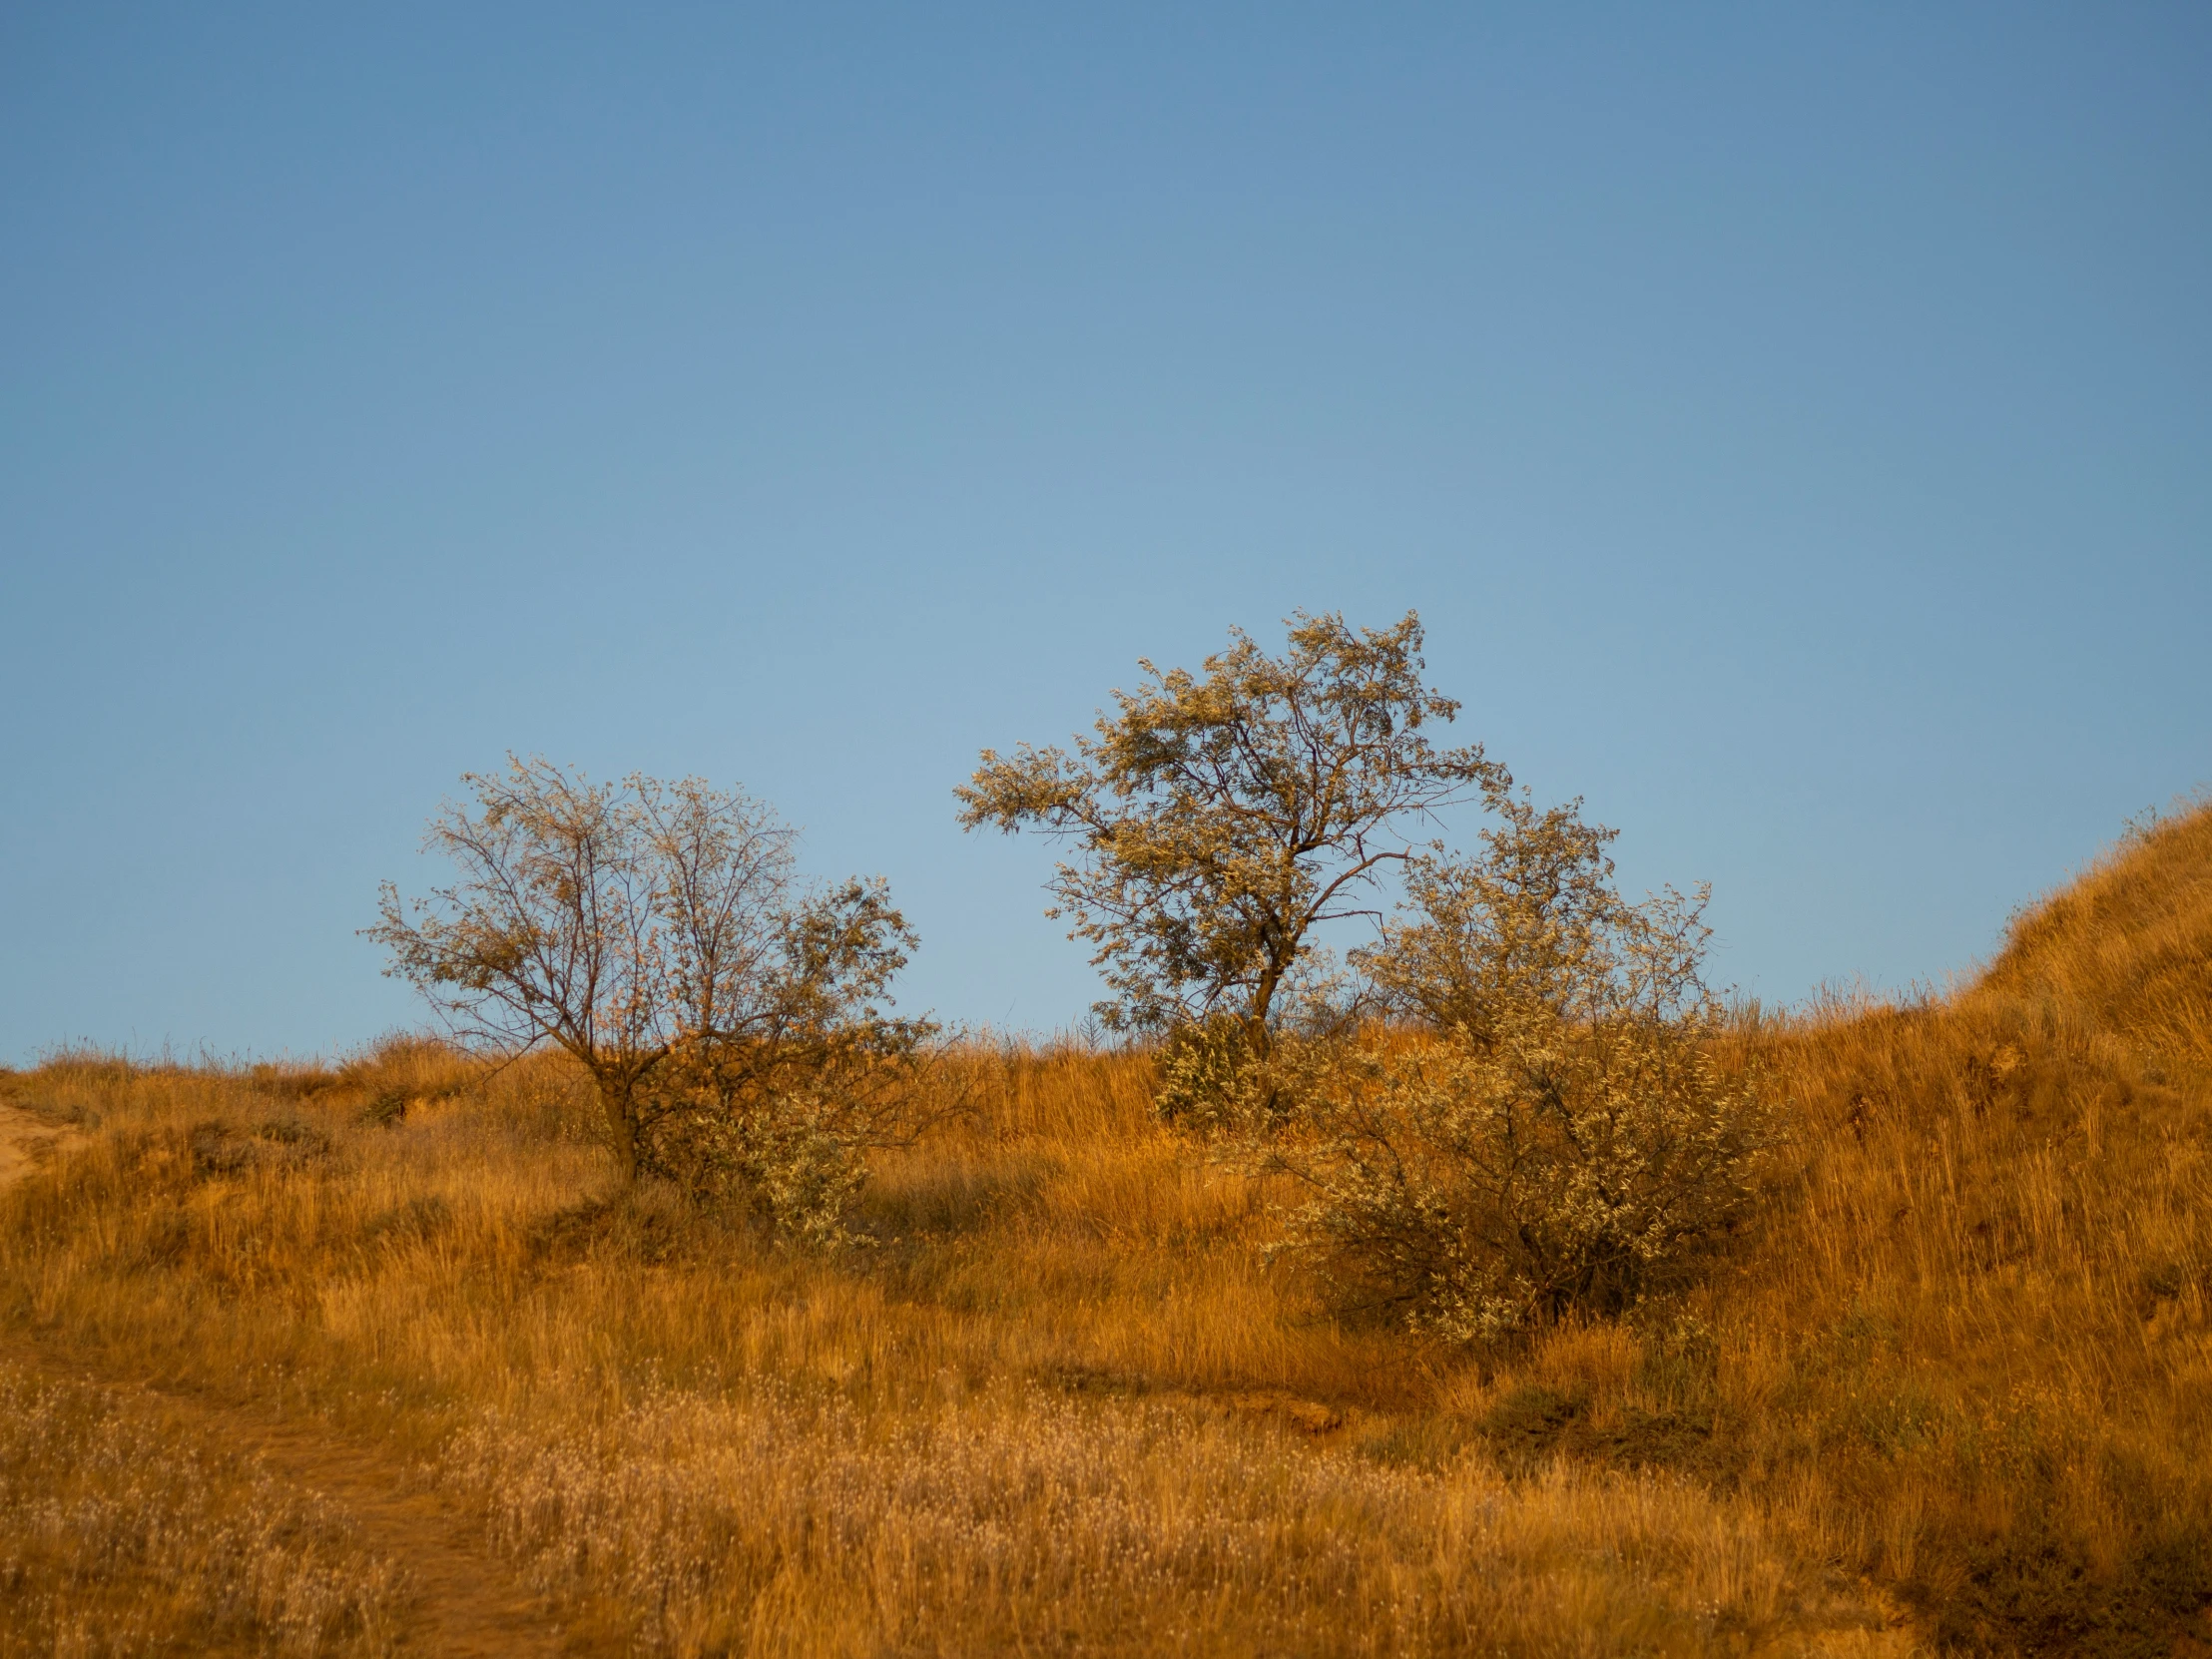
(0, 805, 2208, 1655)
(1715, 799, 2212, 1652)
(1981, 798, 2212, 1072)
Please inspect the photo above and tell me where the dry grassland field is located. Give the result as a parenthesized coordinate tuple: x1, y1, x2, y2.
(2, 803, 2210, 1658)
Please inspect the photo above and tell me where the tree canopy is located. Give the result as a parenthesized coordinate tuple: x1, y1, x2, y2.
(956, 611, 1505, 1042)
(369, 757, 920, 1191)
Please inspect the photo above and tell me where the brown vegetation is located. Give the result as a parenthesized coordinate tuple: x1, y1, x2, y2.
(1, 803, 2208, 1654)
(369, 760, 929, 1205)
(0, 1353, 409, 1656)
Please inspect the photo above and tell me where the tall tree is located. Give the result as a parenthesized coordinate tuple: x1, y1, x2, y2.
(957, 611, 1504, 1049)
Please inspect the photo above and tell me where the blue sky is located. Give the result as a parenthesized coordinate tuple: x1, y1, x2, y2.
(3, 4, 2207, 1060)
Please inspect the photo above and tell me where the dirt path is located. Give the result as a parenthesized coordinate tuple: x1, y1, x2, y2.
(0, 1109, 584, 1657)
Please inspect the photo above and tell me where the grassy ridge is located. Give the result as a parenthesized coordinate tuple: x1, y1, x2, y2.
(2, 804, 2208, 1654)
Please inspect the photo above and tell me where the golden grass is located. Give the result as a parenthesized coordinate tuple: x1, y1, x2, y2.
(1981, 793, 2212, 1072)
(0, 1358, 406, 1657)
(2, 802, 2209, 1654)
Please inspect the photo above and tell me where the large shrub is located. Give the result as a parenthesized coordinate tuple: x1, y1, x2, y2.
(1261, 796, 1772, 1340)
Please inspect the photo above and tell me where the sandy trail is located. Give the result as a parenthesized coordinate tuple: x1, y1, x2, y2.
(0, 1107, 582, 1657)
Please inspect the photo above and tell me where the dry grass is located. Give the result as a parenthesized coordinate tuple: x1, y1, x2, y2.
(0, 1359, 406, 1657)
(1, 802, 2208, 1654)
(1711, 801, 2212, 1653)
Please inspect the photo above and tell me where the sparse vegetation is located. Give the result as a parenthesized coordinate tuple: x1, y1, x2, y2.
(4, 626, 2209, 1654)
(4, 788, 2209, 1654)
(0, 1358, 406, 1657)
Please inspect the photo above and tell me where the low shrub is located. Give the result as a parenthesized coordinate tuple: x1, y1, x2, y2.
(1259, 1009, 1771, 1341)
(1252, 795, 1773, 1341)
(635, 1026, 951, 1248)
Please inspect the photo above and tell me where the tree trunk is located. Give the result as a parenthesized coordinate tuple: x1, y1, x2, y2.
(1245, 1009, 1275, 1063)
(597, 1076, 641, 1186)
(1248, 951, 1287, 1060)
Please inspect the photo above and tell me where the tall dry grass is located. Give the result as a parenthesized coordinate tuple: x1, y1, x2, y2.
(0, 1358, 406, 1657)
(0, 1042, 1894, 1654)
(1, 802, 2207, 1654)
(1717, 802, 2212, 1651)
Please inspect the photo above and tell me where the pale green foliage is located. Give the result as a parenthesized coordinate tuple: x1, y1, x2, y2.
(644, 1082, 870, 1251)
(1268, 1012, 1768, 1342)
(1153, 949, 1362, 1130)
(1359, 795, 1704, 1039)
(956, 612, 1503, 1042)
(1263, 798, 1771, 1340)
(368, 758, 932, 1234)
(1151, 1014, 1260, 1132)
(641, 1015, 935, 1248)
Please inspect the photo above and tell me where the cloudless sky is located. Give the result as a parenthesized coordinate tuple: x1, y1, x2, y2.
(3, 4, 2207, 1061)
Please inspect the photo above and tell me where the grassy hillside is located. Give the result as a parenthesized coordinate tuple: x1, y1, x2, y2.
(1, 804, 2208, 1656)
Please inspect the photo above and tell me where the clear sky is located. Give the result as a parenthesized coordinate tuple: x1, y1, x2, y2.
(3, 4, 2207, 1062)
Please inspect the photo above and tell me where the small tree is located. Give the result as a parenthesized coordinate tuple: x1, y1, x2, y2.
(1264, 799, 1770, 1340)
(956, 612, 1503, 1057)
(368, 758, 929, 1225)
